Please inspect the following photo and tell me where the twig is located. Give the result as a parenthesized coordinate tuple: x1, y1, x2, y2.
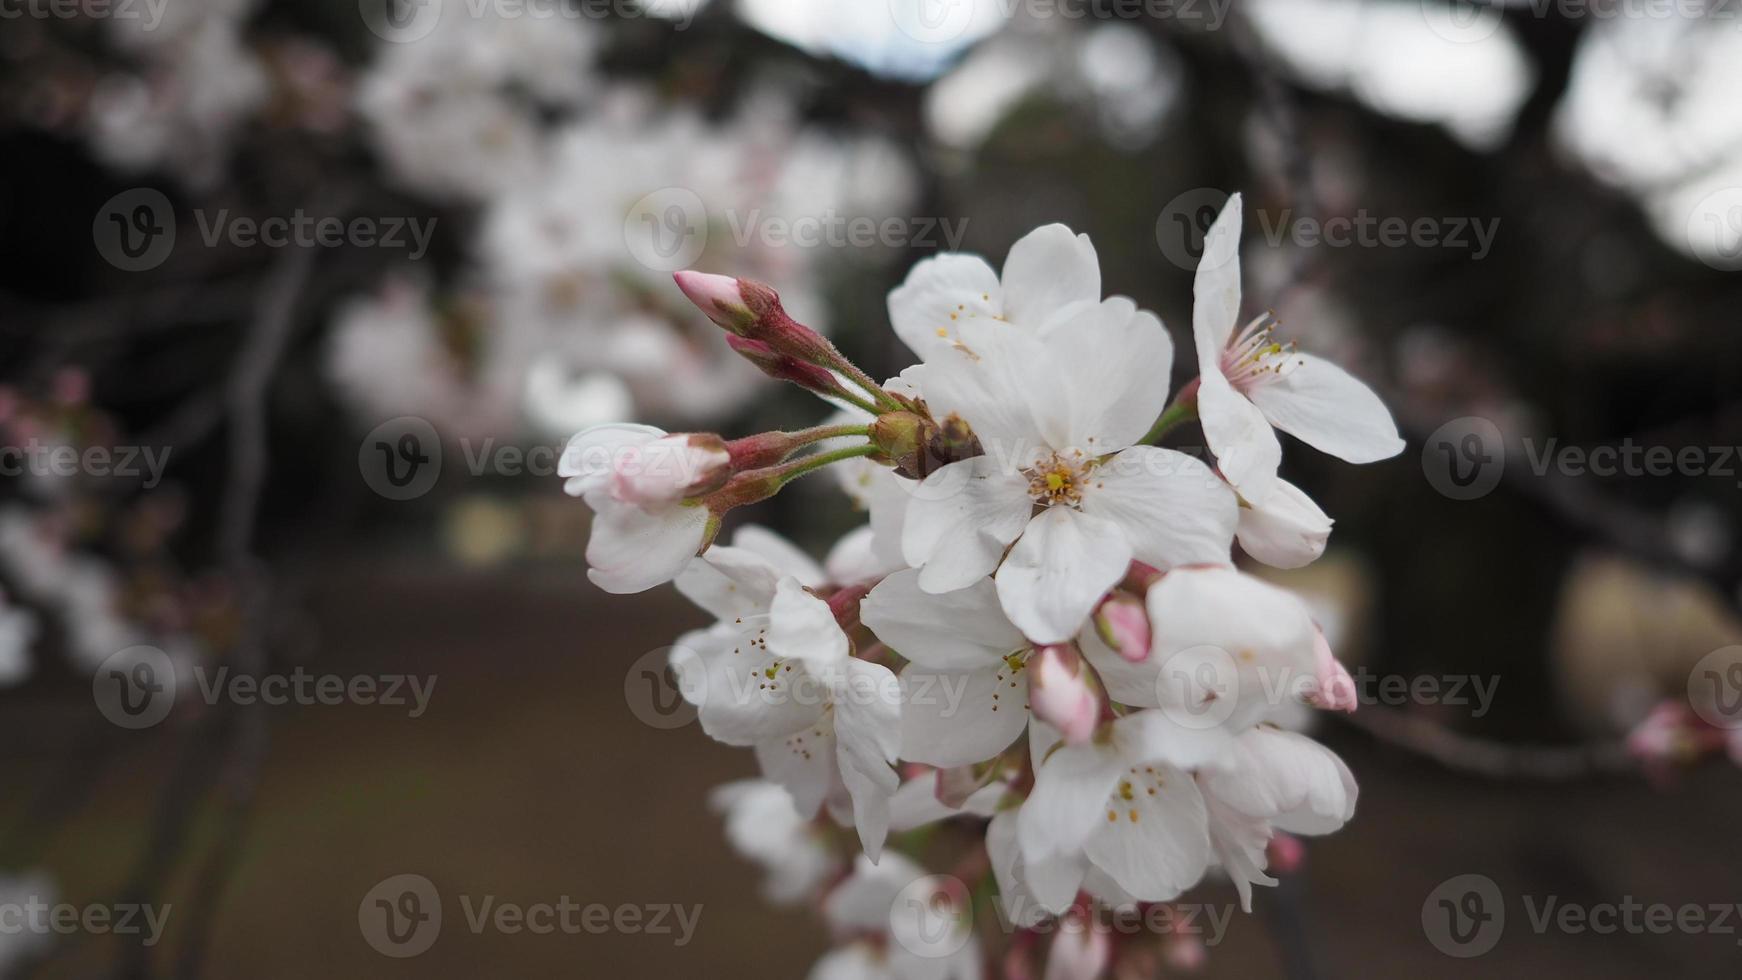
(1341, 707, 1633, 782)
(113, 245, 315, 980)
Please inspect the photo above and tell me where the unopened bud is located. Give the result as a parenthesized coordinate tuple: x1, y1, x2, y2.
(1029, 644, 1099, 745)
(673, 271, 754, 333)
(726, 335, 855, 401)
(1046, 916, 1111, 980)
(869, 410, 984, 481)
(1306, 627, 1358, 713)
(1093, 593, 1150, 663)
(1267, 832, 1305, 874)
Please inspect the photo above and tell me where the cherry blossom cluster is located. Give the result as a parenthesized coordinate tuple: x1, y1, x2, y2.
(332, 10, 916, 438)
(561, 195, 1404, 977)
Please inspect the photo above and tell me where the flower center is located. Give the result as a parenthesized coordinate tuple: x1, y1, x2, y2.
(1220, 312, 1302, 391)
(1024, 452, 1092, 507)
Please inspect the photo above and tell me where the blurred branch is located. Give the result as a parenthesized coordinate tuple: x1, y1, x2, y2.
(1341, 707, 1632, 782)
(114, 244, 315, 980)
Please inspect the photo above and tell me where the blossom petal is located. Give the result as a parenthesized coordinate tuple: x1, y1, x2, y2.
(834, 659, 903, 860)
(1017, 734, 1130, 863)
(583, 496, 710, 594)
(898, 664, 1029, 768)
(1083, 763, 1211, 903)
(692, 624, 826, 746)
(862, 569, 1026, 670)
(902, 457, 1032, 594)
(1081, 446, 1237, 570)
(913, 319, 1049, 455)
(887, 252, 1003, 359)
(988, 810, 1087, 927)
(888, 773, 1007, 832)
(674, 544, 781, 621)
(1235, 478, 1332, 569)
(1246, 352, 1405, 464)
(1200, 727, 1357, 835)
(1037, 298, 1174, 452)
(1201, 792, 1275, 912)
(1197, 372, 1281, 504)
(732, 525, 827, 587)
(756, 722, 837, 818)
(767, 578, 850, 680)
(1145, 567, 1318, 731)
(559, 422, 662, 496)
(997, 508, 1132, 645)
(1192, 193, 1244, 368)
(1000, 224, 1101, 332)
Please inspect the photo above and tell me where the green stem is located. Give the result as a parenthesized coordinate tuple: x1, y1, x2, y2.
(774, 443, 881, 487)
(789, 422, 872, 445)
(828, 387, 882, 415)
(1143, 386, 1200, 445)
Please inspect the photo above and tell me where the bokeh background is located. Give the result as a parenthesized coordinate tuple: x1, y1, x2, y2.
(2, 0, 1742, 976)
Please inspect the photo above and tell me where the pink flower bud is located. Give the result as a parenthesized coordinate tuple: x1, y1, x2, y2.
(1093, 593, 1151, 663)
(559, 425, 730, 506)
(1044, 916, 1110, 980)
(672, 271, 752, 333)
(1030, 644, 1099, 745)
(1163, 932, 1207, 972)
(725, 335, 854, 401)
(1267, 832, 1305, 874)
(1307, 627, 1358, 713)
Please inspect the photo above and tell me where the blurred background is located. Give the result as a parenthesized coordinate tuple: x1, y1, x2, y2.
(2, 0, 1742, 976)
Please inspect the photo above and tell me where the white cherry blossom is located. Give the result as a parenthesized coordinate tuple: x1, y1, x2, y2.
(1234, 477, 1334, 569)
(559, 424, 723, 593)
(1193, 193, 1405, 504)
(904, 303, 1238, 643)
(887, 224, 1104, 361)
(673, 537, 901, 858)
(710, 779, 841, 905)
